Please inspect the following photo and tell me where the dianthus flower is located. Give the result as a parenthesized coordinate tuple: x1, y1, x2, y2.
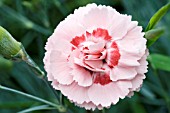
(44, 3, 148, 110)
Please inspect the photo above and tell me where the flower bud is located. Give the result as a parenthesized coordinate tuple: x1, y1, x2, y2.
(0, 26, 44, 77)
(0, 26, 21, 59)
(145, 27, 164, 47)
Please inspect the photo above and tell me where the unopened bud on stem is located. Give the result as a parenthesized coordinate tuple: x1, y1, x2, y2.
(0, 26, 21, 59)
(0, 26, 44, 77)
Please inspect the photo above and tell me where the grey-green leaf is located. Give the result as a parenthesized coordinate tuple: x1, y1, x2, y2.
(148, 54, 170, 72)
(145, 28, 164, 47)
(18, 105, 55, 113)
(145, 2, 170, 31)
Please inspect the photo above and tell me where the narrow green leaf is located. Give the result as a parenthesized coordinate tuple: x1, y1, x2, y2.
(148, 54, 170, 71)
(18, 105, 55, 113)
(145, 2, 170, 31)
(145, 28, 164, 47)
(0, 85, 67, 112)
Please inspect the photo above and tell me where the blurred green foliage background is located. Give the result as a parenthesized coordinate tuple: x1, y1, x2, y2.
(0, 0, 170, 113)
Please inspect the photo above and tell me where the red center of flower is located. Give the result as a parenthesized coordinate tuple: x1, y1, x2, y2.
(93, 72, 112, 85)
(70, 28, 120, 85)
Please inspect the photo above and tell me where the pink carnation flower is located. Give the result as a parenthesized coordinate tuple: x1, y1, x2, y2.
(44, 3, 148, 110)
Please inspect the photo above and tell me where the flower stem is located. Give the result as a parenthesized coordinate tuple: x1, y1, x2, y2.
(0, 85, 66, 112)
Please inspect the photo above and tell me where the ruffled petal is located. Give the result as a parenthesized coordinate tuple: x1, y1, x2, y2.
(74, 102, 97, 111)
(54, 14, 86, 42)
(130, 74, 145, 91)
(58, 82, 90, 104)
(136, 50, 149, 74)
(50, 50, 73, 85)
(110, 66, 137, 81)
(84, 60, 103, 69)
(108, 15, 132, 40)
(75, 101, 104, 111)
(71, 66, 93, 87)
(118, 49, 141, 66)
(115, 81, 132, 99)
(78, 4, 117, 31)
(129, 51, 148, 92)
(118, 58, 140, 67)
(88, 83, 120, 107)
(44, 51, 52, 81)
(51, 38, 72, 54)
(106, 48, 120, 67)
(117, 25, 146, 57)
(51, 81, 59, 90)
(88, 41, 105, 53)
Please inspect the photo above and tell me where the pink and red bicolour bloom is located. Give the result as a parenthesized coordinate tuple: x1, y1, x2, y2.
(44, 3, 148, 110)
